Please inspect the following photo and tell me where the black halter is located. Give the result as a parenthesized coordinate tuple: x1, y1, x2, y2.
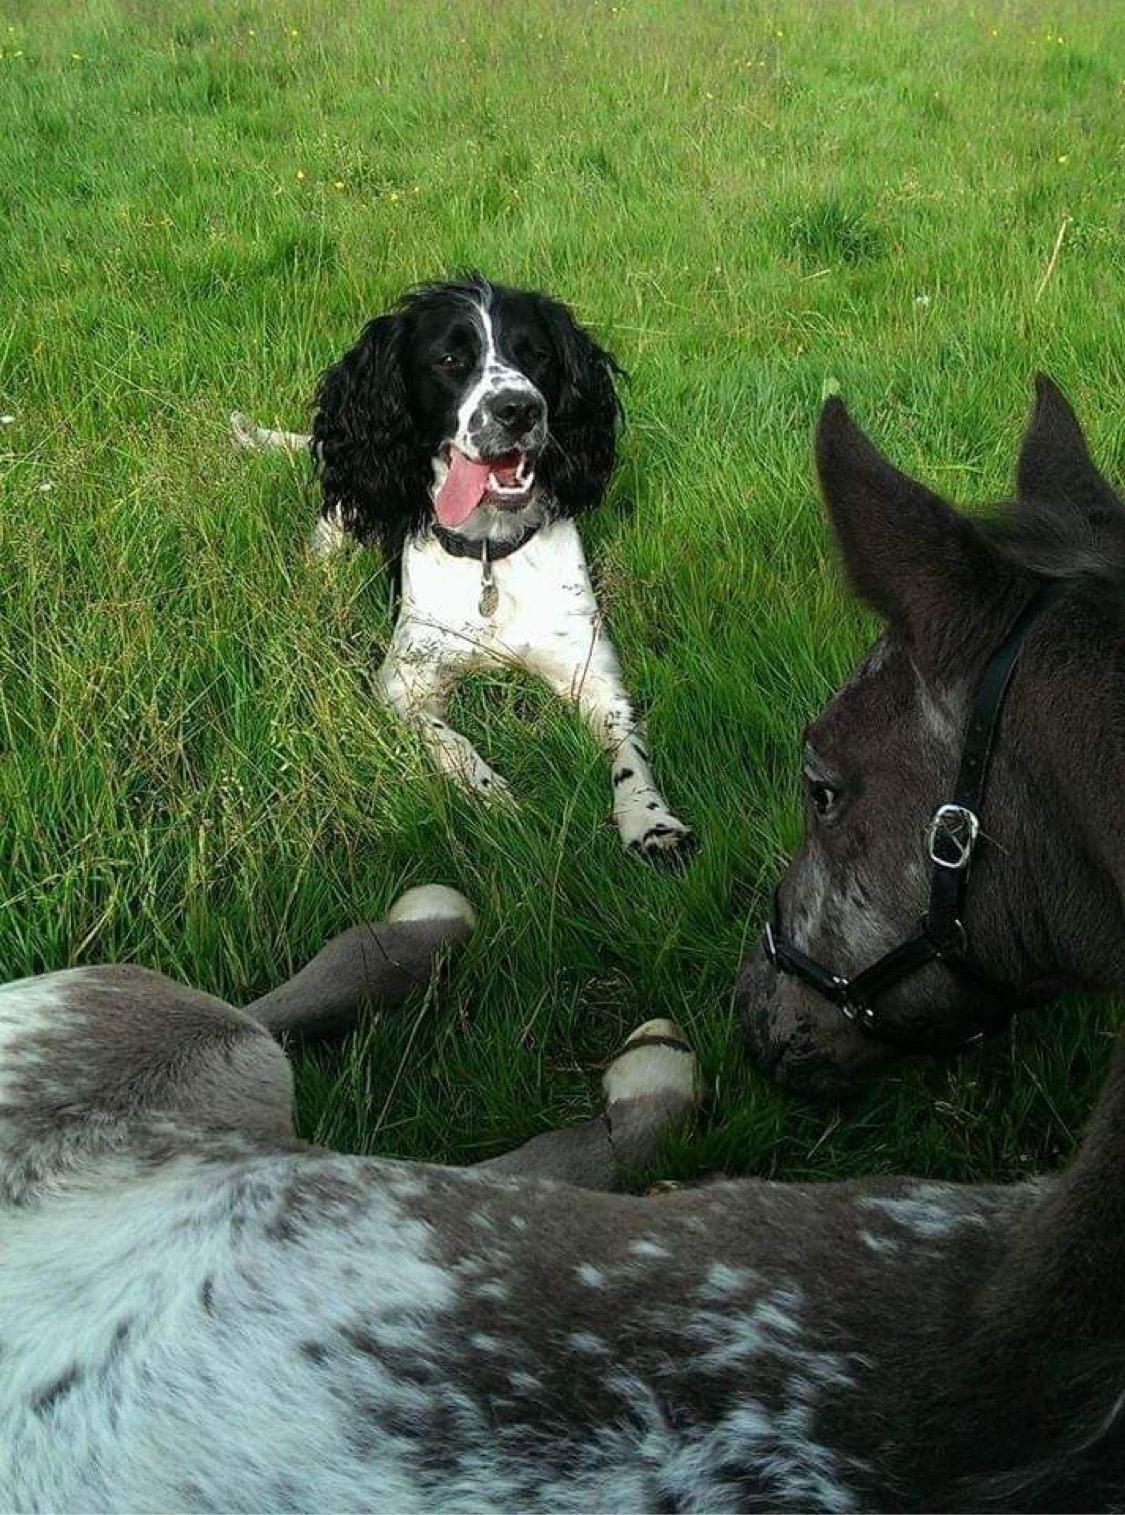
(763, 580, 1059, 1055)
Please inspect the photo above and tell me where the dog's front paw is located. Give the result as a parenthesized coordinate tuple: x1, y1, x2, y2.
(477, 769, 515, 806)
(230, 411, 259, 449)
(620, 808, 697, 866)
(452, 757, 514, 806)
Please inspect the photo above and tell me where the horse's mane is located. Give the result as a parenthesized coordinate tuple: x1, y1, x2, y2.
(985, 492, 1125, 589)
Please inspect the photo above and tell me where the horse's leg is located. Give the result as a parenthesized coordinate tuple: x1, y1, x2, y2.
(0, 883, 476, 1205)
(477, 1019, 699, 1192)
(246, 885, 475, 1041)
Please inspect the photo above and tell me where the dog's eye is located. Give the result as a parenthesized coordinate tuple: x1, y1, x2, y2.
(436, 353, 464, 372)
(510, 342, 551, 374)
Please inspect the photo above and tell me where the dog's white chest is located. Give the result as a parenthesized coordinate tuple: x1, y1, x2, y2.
(379, 516, 692, 858)
(396, 519, 599, 666)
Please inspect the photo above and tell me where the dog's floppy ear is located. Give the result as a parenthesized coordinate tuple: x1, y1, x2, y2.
(312, 312, 427, 558)
(536, 295, 624, 517)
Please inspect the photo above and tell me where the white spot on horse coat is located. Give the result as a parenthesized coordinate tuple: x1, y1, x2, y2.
(567, 1331, 610, 1355)
(862, 1184, 987, 1239)
(860, 1230, 899, 1256)
(629, 1238, 670, 1260)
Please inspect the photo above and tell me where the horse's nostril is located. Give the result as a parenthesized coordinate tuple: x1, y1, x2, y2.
(737, 961, 862, 1100)
(736, 957, 781, 1053)
(741, 1009, 783, 1073)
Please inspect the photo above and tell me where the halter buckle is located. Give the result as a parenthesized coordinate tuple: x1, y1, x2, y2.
(762, 920, 778, 965)
(926, 803, 979, 871)
(836, 996, 878, 1033)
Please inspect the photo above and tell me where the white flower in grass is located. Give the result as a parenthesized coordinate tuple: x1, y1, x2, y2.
(914, 293, 932, 307)
(37, 480, 53, 492)
(0, 414, 13, 425)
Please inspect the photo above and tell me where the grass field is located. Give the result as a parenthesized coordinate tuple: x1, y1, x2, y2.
(1, 0, 1123, 1183)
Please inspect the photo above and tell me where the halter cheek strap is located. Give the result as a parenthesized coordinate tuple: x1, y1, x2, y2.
(763, 578, 1060, 1055)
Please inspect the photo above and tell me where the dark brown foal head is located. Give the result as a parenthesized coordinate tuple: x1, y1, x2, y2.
(741, 377, 1125, 1097)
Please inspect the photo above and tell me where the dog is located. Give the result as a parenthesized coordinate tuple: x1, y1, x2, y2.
(232, 274, 693, 861)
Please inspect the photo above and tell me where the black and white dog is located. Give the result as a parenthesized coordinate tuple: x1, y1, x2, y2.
(233, 274, 692, 859)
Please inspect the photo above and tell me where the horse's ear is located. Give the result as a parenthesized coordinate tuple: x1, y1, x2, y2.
(1016, 374, 1120, 513)
(815, 397, 1013, 667)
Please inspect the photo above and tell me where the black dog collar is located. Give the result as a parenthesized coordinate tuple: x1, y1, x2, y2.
(432, 522, 541, 563)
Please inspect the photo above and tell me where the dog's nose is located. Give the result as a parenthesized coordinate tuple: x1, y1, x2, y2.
(491, 390, 544, 436)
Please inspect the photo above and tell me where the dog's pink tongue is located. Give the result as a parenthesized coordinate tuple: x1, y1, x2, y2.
(435, 450, 491, 528)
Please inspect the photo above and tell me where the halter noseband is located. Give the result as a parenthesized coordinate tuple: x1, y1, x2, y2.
(763, 580, 1059, 1055)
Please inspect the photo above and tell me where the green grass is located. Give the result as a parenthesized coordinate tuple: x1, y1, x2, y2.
(1, 0, 1123, 1183)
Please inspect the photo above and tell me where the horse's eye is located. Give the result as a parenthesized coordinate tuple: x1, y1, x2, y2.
(806, 777, 841, 819)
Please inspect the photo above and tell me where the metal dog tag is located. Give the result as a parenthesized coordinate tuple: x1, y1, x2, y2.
(479, 543, 499, 617)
